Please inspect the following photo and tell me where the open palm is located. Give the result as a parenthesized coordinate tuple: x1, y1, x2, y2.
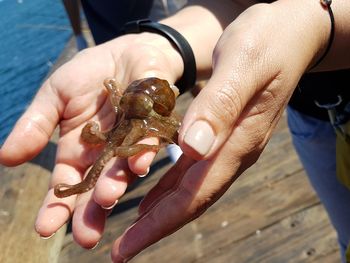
(0, 34, 181, 248)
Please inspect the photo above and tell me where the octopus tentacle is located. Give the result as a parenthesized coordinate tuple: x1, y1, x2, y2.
(54, 149, 115, 198)
(114, 144, 161, 158)
(81, 121, 107, 145)
(54, 77, 181, 198)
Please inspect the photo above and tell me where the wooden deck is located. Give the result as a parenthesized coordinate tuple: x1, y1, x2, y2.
(0, 34, 340, 263)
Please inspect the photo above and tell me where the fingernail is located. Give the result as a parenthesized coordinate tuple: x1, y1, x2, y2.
(138, 167, 150, 178)
(170, 84, 179, 98)
(183, 120, 215, 156)
(88, 241, 100, 250)
(102, 200, 118, 210)
(40, 232, 56, 240)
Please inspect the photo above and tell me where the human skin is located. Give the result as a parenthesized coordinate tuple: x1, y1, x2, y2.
(0, 0, 247, 252)
(1, 0, 350, 262)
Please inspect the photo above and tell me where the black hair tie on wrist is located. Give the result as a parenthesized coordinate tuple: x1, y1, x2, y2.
(123, 19, 196, 94)
(310, 0, 335, 70)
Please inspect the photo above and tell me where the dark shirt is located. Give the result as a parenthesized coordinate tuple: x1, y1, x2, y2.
(81, 0, 153, 44)
(290, 70, 350, 120)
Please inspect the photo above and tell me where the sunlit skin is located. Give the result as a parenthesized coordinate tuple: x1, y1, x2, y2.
(1, 0, 349, 260)
(54, 77, 181, 198)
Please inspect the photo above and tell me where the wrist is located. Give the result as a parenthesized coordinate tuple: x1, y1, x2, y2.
(309, 0, 335, 70)
(134, 32, 185, 83)
(123, 20, 196, 93)
(105, 32, 184, 86)
(272, 0, 334, 71)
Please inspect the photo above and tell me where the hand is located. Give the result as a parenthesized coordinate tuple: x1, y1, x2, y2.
(110, 2, 330, 261)
(0, 33, 183, 248)
(0, 0, 248, 255)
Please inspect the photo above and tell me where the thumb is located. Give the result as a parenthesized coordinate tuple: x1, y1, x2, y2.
(178, 47, 276, 160)
(0, 80, 62, 166)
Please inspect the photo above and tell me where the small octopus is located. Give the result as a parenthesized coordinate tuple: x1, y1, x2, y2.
(54, 77, 181, 198)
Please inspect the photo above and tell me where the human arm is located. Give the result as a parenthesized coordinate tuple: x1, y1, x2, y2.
(0, 0, 249, 250)
(110, 0, 350, 261)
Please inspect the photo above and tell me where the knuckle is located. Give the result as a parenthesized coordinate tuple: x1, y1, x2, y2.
(228, 118, 267, 158)
(206, 82, 243, 124)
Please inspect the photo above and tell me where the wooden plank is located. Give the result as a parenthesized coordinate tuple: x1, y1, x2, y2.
(194, 204, 339, 263)
(0, 142, 66, 263)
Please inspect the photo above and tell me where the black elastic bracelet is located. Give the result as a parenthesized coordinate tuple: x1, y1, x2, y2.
(123, 19, 196, 94)
(310, 0, 335, 70)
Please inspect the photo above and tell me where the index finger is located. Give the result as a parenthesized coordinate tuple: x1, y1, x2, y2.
(110, 159, 215, 262)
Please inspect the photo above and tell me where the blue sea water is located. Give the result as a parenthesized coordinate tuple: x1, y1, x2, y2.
(0, 0, 71, 144)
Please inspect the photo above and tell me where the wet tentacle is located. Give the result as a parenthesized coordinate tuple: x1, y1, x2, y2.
(54, 149, 115, 198)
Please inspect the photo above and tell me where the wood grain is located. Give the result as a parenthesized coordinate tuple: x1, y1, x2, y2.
(0, 142, 66, 263)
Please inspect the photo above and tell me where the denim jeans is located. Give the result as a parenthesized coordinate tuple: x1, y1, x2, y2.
(287, 106, 350, 262)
